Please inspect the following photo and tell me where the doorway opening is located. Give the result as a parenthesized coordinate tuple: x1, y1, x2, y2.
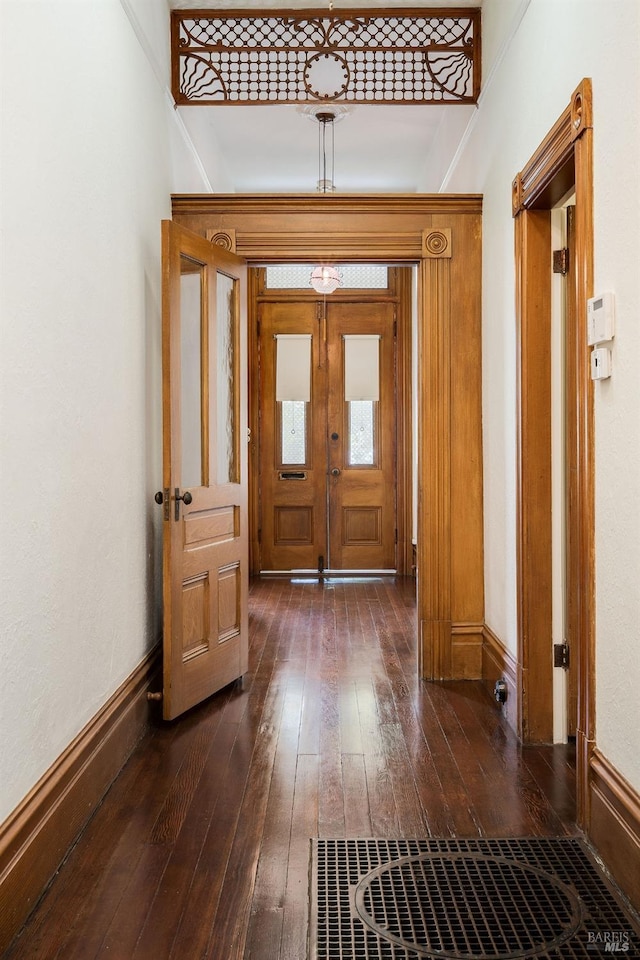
(512, 78, 594, 827)
(248, 264, 414, 577)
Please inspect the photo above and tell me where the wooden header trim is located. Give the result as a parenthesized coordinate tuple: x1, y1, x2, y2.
(172, 193, 483, 218)
(512, 78, 592, 216)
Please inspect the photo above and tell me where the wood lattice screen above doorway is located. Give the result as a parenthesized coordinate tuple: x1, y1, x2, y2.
(171, 8, 481, 105)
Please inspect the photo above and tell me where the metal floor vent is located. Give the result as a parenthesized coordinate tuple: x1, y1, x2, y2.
(310, 838, 640, 959)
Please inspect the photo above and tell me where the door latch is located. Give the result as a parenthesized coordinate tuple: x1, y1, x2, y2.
(174, 488, 193, 521)
(154, 488, 170, 521)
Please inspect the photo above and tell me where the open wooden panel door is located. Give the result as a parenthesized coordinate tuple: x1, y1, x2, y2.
(160, 220, 248, 721)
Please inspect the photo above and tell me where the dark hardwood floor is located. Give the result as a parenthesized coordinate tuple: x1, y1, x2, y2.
(6, 577, 576, 960)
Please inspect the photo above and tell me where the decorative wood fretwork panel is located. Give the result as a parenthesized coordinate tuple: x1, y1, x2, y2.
(171, 8, 480, 105)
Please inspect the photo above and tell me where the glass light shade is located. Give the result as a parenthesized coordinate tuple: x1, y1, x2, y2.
(310, 265, 342, 294)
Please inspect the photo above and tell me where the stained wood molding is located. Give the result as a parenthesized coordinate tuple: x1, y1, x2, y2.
(418, 253, 452, 679)
(513, 79, 592, 215)
(589, 749, 640, 908)
(206, 227, 237, 253)
(237, 231, 422, 262)
(515, 208, 553, 743)
(451, 622, 483, 679)
(512, 75, 595, 830)
(172, 193, 483, 218)
(0, 647, 160, 955)
(422, 227, 452, 258)
(482, 624, 519, 734)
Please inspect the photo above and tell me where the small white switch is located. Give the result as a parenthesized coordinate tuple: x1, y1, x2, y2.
(591, 346, 612, 380)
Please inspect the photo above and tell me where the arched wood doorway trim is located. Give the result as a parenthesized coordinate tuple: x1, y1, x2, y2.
(512, 79, 594, 826)
(171, 194, 484, 681)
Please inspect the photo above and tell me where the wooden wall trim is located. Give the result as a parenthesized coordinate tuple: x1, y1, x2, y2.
(513, 79, 592, 214)
(396, 267, 414, 576)
(418, 253, 452, 679)
(0, 647, 160, 955)
(482, 624, 519, 734)
(514, 208, 553, 743)
(589, 749, 640, 908)
(173, 193, 483, 218)
(238, 231, 422, 262)
(512, 77, 594, 808)
(173, 195, 482, 263)
(571, 120, 595, 829)
(451, 622, 483, 680)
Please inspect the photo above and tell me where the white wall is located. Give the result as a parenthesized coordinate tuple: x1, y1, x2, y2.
(438, 0, 640, 787)
(0, 0, 208, 822)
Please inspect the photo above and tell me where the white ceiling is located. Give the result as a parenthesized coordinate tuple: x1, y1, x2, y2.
(168, 2, 481, 193)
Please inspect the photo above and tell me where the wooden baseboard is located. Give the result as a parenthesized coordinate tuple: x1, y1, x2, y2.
(589, 748, 640, 909)
(451, 622, 484, 679)
(482, 623, 519, 733)
(0, 646, 160, 954)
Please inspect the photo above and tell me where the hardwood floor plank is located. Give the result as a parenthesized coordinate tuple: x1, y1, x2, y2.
(280, 754, 319, 960)
(341, 754, 373, 837)
(5, 578, 577, 960)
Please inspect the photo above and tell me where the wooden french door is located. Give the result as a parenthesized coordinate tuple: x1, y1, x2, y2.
(160, 221, 248, 720)
(258, 299, 396, 573)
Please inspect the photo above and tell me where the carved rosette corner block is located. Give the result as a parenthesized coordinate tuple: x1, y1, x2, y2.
(422, 228, 452, 259)
(512, 173, 523, 218)
(206, 228, 236, 253)
(571, 78, 593, 141)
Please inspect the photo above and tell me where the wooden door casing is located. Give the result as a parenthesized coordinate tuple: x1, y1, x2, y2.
(161, 221, 249, 721)
(172, 194, 485, 682)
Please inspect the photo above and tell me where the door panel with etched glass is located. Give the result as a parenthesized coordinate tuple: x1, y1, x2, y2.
(259, 302, 327, 571)
(327, 303, 396, 570)
(259, 299, 395, 572)
(161, 221, 248, 721)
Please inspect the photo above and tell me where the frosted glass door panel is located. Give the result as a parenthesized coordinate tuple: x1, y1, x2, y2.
(180, 257, 204, 489)
(217, 271, 238, 484)
(349, 400, 376, 465)
(281, 400, 307, 465)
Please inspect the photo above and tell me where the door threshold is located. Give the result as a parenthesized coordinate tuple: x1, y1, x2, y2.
(259, 568, 398, 580)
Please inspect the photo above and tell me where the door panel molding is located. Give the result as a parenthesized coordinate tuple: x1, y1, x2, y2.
(172, 194, 484, 677)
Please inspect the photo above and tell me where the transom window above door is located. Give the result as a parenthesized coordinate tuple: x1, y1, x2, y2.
(265, 263, 389, 290)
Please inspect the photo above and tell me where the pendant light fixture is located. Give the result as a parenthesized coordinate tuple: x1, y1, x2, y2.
(310, 108, 342, 294)
(316, 111, 336, 194)
(310, 264, 342, 294)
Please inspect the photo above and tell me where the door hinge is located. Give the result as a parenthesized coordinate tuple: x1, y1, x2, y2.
(257, 528, 262, 544)
(554, 642, 570, 669)
(553, 248, 569, 275)
(395, 528, 398, 544)
(256, 320, 261, 337)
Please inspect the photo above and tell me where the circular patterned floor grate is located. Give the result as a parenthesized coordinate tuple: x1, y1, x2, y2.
(354, 852, 584, 959)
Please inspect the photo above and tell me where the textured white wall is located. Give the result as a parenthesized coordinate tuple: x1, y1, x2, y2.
(0, 0, 207, 822)
(440, 0, 640, 786)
